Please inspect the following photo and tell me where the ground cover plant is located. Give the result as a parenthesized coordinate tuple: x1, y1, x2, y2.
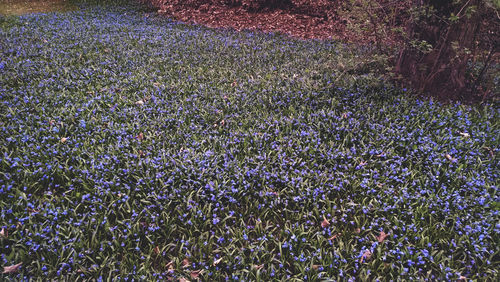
(0, 1, 499, 280)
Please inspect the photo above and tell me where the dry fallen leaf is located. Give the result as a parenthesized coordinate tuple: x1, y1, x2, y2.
(178, 278, 190, 282)
(190, 270, 204, 279)
(268, 189, 278, 197)
(136, 133, 144, 141)
(312, 264, 321, 270)
(135, 100, 144, 106)
(328, 233, 341, 240)
(2, 262, 22, 274)
(182, 258, 190, 268)
(0, 228, 7, 238)
(377, 231, 389, 243)
(165, 261, 174, 272)
(445, 154, 457, 162)
(253, 264, 264, 270)
(153, 246, 160, 255)
(60, 137, 68, 143)
(27, 208, 40, 214)
(321, 215, 330, 228)
(459, 132, 470, 138)
(213, 257, 223, 266)
(359, 250, 372, 263)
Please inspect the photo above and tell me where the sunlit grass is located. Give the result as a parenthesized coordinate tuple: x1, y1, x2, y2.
(0, 0, 76, 15)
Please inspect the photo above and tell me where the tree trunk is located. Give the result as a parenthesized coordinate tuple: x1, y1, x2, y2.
(396, 0, 483, 100)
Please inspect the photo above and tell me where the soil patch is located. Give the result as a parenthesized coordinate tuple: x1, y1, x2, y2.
(0, 0, 76, 15)
(153, 1, 346, 40)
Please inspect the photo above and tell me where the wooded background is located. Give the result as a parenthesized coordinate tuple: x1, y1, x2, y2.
(142, 0, 499, 102)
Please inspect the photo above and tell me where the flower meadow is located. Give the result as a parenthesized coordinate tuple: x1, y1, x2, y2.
(0, 1, 499, 280)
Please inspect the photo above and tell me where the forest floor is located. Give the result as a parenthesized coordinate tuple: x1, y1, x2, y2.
(0, 0, 76, 15)
(153, 1, 346, 40)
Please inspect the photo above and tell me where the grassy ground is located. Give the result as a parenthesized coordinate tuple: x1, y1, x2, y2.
(0, 0, 76, 15)
(0, 1, 499, 280)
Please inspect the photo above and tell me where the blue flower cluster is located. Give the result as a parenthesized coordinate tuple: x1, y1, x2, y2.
(0, 2, 498, 280)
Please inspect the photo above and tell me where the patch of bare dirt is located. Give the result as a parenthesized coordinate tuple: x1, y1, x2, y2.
(0, 0, 76, 15)
(149, 1, 346, 40)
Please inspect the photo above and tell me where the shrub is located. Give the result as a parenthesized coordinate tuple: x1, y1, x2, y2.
(339, 0, 499, 102)
(395, 0, 499, 101)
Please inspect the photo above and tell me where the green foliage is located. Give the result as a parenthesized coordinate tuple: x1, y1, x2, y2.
(0, 1, 498, 280)
(0, 14, 21, 29)
(399, 0, 499, 100)
(335, 0, 499, 101)
(338, 0, 410, 49)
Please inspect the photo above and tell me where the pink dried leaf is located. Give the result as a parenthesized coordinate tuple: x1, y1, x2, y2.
(328, 233, 341, 240)
(190, 269, 204, 279)
(321, 215, 330, 228)
(312, 264, 321, 270)
(359, 250, 372, 263)
(253, 264, 264, 270)
(0, 228, 7, 238)
(377, 231, 389, 243)
(3, 262, 22, 274)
